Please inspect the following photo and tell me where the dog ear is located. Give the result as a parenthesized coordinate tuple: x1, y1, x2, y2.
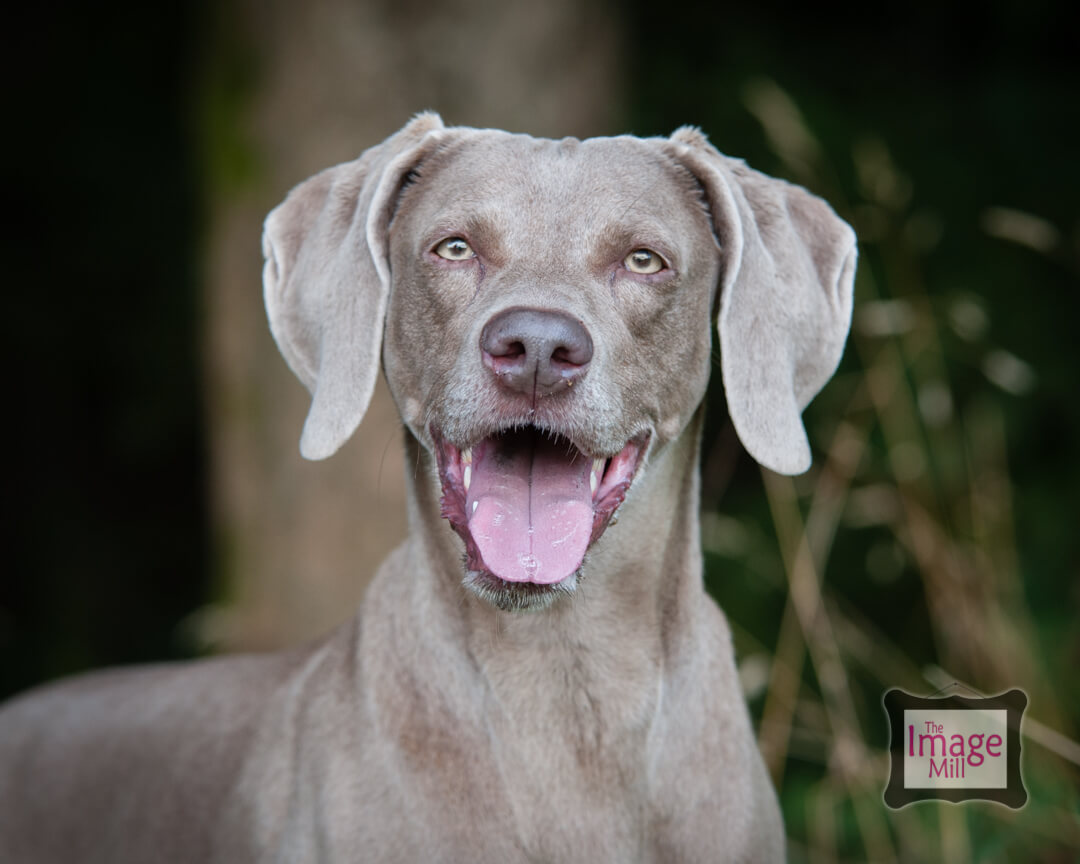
(667, 127, 857, 475)
(262, 111, 445, 459)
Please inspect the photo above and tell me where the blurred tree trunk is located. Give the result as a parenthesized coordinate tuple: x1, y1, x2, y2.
(200, 0, 623, 649)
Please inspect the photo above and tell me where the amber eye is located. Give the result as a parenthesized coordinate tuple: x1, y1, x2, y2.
(434, 237, 476, 260)
(623, 248, 665, 275)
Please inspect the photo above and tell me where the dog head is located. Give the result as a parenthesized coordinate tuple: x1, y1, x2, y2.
(262, 112, 856, 609)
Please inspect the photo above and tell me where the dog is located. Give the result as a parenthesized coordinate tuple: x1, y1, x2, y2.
(0, 112, 855, 862)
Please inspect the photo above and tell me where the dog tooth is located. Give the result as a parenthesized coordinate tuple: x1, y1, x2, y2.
(463, 465, 472, 491)
(592, 458, 604, 474)
(462, 447, 472, 465)
(590, 472, 597, 494)
(472, 500, 478, 514)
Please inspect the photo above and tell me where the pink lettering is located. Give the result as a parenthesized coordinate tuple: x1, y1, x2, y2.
(918, 733, 947, 757)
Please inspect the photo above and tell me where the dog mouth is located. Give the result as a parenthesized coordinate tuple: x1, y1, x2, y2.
(432, 425, 649, 605)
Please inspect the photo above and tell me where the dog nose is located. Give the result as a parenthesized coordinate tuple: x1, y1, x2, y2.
(480, 307, 593, 395)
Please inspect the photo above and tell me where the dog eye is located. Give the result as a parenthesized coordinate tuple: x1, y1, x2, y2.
(434, 237, 476, 261)
(623, 249, 665, 275)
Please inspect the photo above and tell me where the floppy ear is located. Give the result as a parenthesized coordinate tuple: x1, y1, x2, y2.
(262, 111, 445, 460)
(667, 128, 857, 475)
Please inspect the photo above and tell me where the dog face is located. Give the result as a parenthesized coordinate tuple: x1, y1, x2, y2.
(382, 132, 720, 606)
(262, 113, 855, 611)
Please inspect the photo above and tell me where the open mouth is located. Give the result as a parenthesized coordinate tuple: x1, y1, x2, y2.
(432, 425, 649, 609)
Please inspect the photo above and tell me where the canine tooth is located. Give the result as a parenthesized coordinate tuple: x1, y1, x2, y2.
(472, 500, 478, 514)
(590, 472, 597, 494)
(463, 465, 472, 491)
(462, 448, 472, 465)
(592, 458, 604, 474)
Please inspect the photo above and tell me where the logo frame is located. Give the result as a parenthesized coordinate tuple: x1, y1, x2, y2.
(882, 687, 1028, 809)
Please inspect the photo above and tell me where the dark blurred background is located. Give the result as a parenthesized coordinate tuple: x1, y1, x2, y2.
(2, 1, 1077, 860)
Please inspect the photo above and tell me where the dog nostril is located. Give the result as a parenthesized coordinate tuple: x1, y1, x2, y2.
(550, 335, 592, 368)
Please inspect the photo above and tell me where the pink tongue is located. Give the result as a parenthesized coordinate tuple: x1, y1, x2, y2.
(466, 431, 593, 584)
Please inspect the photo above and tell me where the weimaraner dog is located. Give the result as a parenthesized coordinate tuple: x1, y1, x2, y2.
(0, 112, 855, 862)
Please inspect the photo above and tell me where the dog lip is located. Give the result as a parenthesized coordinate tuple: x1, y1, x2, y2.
(430, 423, 649, 596)
(430, 424, 648, 498)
